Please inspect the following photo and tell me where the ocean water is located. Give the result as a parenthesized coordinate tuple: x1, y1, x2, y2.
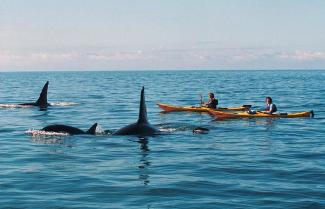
(0, 70, 324, 209)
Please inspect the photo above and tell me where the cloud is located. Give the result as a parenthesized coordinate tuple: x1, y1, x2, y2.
(0, 51, 75, 62)
(88, 50, 145, 61)
(0, 51, 21, 63)
(277, 51, 325, 61)
(0, 49, 154, 70)
(1, 47, 325, 71)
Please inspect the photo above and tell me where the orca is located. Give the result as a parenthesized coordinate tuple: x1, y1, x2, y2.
(192, 127, 209, 134)
(20, 81, 50, 108)
(114, 87, 159, 136)
(42, 123, 98, 135)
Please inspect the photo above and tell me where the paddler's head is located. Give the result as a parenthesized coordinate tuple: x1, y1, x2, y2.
(209, 93, 215, 99)
(266, 97, 273, 104)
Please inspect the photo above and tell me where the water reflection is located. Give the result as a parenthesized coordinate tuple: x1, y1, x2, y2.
(214, 117, 277, 130)
(137, 138, 151, 186)
(248, 118, 276, 130)
(33, 110, 49, 117)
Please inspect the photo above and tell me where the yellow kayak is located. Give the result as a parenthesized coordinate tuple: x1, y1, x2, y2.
(157, 103, 251, 112)
(208, 109, 314, 119)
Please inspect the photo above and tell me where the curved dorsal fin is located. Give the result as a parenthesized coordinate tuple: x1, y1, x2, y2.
(35, 81, 49, 107)
(86, 123, 98, 135)
(137, 86, 148, 123)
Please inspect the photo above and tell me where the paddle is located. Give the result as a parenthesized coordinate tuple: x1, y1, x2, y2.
(199, 94, 203, 107)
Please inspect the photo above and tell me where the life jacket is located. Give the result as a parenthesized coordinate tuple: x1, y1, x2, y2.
(266, 104, 277, 113)
(207, 98, 218, 109)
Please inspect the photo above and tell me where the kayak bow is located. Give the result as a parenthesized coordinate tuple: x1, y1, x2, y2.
(157, 103, 251, 112)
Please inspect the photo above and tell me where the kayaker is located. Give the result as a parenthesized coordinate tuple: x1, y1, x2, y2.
(202, 93, 218, 109)
(264, 96, 277, 114)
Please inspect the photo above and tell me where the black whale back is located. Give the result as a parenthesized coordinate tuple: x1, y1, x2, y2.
(42, 125, 85, 135)
(113, 87, 159, 136)
(35, 81, 49, 108)
(137, 86, 148, 123)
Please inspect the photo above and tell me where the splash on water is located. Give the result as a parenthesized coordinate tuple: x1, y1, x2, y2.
(26, 129, 69, 136)
(49, 102, 79, 106)
(0, 104, 32, 108)
(158, 127, 178, 132)
(95, 124, 112, 135)
(26, 129, 68, 144)
(31, 136, 65, 144)
(26, 125, 109, 137)
(0, 102, 78, 108)
(156, 122, 193, 133)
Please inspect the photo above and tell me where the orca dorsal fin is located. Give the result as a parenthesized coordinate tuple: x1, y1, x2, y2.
(86, 123, 98, 135)
(137, 86, 148, 123)
(35, 81, 49, 107)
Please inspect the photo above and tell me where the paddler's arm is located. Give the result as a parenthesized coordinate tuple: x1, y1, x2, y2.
(199, 94, 204, 107)
(259, 110, 272, 114)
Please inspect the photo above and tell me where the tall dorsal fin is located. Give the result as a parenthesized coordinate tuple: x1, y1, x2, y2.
(35, 81, 49, 107)
(86, 123, 98, 135)
(137, 86, 148, 123)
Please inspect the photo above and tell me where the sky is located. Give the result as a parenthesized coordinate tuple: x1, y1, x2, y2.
(1, 0, 325, 71)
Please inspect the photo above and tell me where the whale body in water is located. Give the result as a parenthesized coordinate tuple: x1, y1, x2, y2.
(42, 123, 98, 135)
(114, 87, 159, 136)
(20, 81, 50, 109)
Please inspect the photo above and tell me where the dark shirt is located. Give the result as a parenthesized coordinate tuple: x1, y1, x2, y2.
(207, 98, 218, 109)
(266, 103, 277, 113)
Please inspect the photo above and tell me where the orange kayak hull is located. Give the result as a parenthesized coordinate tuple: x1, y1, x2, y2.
(208, 109, 314, 119)
(157, 103, 249, 112)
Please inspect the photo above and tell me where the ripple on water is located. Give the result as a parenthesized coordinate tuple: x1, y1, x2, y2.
(0, 71, 324, 208)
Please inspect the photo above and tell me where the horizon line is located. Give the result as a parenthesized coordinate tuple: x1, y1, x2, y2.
(1, 68, 325, 73)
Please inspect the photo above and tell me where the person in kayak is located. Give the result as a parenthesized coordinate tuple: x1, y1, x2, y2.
(263, 96, 277, 114)
(202, 93, 218, 109)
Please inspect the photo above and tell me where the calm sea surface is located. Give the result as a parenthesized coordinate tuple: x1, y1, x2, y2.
(0, 70, 324, 209)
